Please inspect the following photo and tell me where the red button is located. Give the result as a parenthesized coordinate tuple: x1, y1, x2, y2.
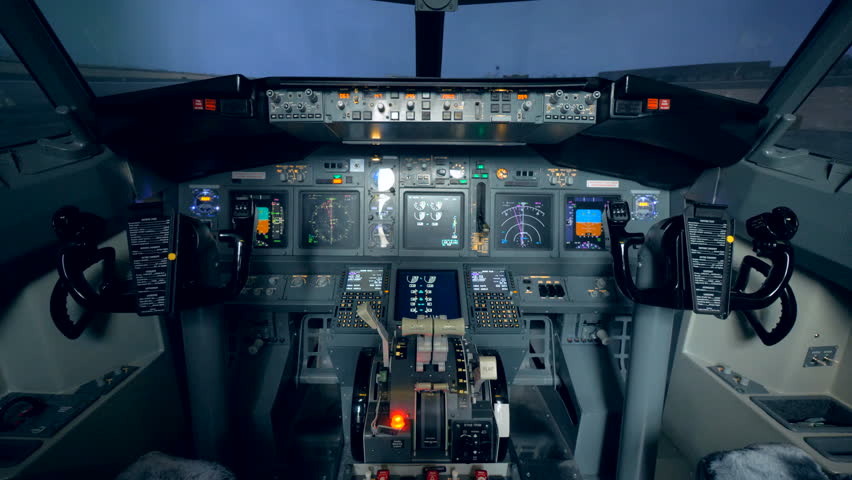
(475, 470, 488, 480)
(204, 98, 217, 111)
(660, 98, 671, 110)
(192, 99, 203, 111)
(426, 471, 439, 480)
(646, 98, 659, 110)
(376, 470, 390, 480)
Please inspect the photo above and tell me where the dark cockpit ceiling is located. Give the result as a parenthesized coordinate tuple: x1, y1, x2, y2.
(92, 74, 767, 190)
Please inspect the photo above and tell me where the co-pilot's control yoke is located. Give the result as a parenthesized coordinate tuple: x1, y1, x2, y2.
(605, 201, 799, 480)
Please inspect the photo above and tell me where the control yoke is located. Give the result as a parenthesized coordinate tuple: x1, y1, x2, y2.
(606, 202, 798, 345)
(49, 204, 255, 339)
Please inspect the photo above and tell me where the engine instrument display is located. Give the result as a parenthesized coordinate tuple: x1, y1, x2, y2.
(403, 193, 463, 250)
(301, 192, 360, 249)
(233, 192, 287, 248)
(470, 268, 509, 293)
(495, 194, 553, 249)
(344, 268, 385, 292)
(565, 195, 620, 250)
(395, 270, 460, 320)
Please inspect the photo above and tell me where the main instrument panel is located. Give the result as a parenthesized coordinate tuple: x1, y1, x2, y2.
(180, 144, 667, 339)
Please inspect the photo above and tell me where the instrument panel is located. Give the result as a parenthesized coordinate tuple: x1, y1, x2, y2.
(267, 87, 599, 126)
(180, 145, 667, 259)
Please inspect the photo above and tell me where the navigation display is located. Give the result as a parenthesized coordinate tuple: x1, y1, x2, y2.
(470, 269, 509, 293)
(495, 194, 553, 249)
(565, 195, 621, 250)
(344, 268, 385, 292)
(234, 192, 287, 249)
(395, 270, 460, 320)
(403, 193, 463, 250)
(300, 192, 360, 249)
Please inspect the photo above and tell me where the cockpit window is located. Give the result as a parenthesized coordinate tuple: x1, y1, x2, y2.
(775, 46, 852, 162)
(35, 0, 417, 96)
(0, 35, 67, 147)
(442, 0, 830, 103)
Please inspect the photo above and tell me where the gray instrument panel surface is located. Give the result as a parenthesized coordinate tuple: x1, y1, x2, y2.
(181, 145, 667, 334)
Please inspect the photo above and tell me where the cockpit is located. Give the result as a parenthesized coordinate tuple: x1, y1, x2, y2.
(1, 2, 851, 479)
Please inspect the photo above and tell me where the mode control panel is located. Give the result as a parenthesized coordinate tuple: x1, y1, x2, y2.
(267, 88, 324, 121)
(268, 87, 599, 125)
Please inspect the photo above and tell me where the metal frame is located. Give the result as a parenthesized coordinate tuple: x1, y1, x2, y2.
(757, 0, 852, 131)
(0, 0, 96, 131)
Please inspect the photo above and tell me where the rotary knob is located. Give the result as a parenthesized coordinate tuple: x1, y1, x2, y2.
(305, 88, 317, 103)
(574, 104, 585, 115)
(337, 100, 345, 110)
(407, 100, 415, 110)
(296, 102, 305, 112)
(377, 102, 386, 112)
(443, 101, 451, 110)
(523, 100, 532, 111)
(282, 102, 291, 111)
(585, 94, 595, 105)
(560, 104, 570, 114)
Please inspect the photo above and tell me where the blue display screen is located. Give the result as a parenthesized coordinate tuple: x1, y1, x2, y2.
(394, 270, 460, 321)
(576, 209, 602, 223)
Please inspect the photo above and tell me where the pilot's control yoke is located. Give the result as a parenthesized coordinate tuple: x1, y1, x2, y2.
(48, 203, 255, 339)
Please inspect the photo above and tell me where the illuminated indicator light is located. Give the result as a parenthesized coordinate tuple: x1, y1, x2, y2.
(333, 174, 342, 179)
(477, 164, 485, 169)
(441, 93, 456, 99)
(338, 93, 351, 99)
(204, 99, 217, 111)
(481, 173, 488, 179)
(726, 235, 735, 243)
(374, 93, 383, 98)
(199, 196, 212, 202)
(473, 174, 481, 178)
(167, 253, 177, 261)
(647, 98, 659, 110)
(459, 179, 468, 184)
(638, 202, 649, 207)
(405, 93, 416, 99)
(390, 413, 406, 430)
(517, 94, 529, 100)
(660, 98, 671, 110)
(192, 99, 203, 110)
(332, 178, 343, 184)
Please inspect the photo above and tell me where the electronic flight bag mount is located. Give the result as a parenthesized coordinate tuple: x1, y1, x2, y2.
(49, 201, 256, 339)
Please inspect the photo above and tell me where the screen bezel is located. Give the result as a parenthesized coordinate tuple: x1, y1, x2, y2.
(493, 192, 554, 250)
(401, 191, 465, 251)
(231, 190, 290, 250)
(298, 190, 362, 250)
(563, 194, 621, 251)
(394, 269, 461, 321)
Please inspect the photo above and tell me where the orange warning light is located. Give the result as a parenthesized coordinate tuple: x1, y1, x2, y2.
(390, 413, 406, 430)
(647, 98, 659, 110)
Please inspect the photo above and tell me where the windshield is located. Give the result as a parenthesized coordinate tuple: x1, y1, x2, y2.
(36, 0, 829, 101)
(36, 0, 416, 96)
(0, 35, 68, 147)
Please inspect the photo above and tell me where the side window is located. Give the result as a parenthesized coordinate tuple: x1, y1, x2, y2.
(0, 35, 67, 148)
(775, 46, 852, 161)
